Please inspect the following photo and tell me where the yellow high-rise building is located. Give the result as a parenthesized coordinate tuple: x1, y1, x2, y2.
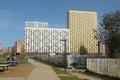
(67, 10, 98, 54)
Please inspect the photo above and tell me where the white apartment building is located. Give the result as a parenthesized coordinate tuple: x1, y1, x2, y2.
(25, 21, 69, 55)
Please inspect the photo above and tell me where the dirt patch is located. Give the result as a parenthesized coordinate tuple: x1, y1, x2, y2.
(0, 63, 35, 77)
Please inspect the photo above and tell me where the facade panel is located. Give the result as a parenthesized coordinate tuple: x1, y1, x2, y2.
(67, 10, 98, 54)
(25, 22, 69, 54)
(25, 21, 48, 28)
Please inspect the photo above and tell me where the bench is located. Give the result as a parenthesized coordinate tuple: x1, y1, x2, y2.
(8, 61, 21, 66)
(0, 64, 10, 71)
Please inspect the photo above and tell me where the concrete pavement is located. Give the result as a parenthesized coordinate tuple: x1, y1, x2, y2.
(26, 59, 60, 80)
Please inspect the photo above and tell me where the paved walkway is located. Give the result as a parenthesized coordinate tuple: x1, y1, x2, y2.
(26, 59, 60, 80)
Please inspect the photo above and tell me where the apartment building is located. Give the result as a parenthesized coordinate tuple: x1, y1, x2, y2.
(25, 21, 69, 54)
(67, 10, 98, 54)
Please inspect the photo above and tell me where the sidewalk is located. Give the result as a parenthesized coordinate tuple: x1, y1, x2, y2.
(26, 59, 60, 80)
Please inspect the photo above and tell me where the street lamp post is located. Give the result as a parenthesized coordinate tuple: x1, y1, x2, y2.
(47, 46, 50, 62)
(60, 39, 67, 71)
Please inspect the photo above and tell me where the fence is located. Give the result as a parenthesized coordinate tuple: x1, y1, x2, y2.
(33, 54, 87, 67)
(32, 53, 103, 68)
(67, 55, 87, 68)
(87, 58, 120, 78)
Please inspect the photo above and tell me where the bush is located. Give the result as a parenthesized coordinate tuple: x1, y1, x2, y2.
(79, 45, 88, 55)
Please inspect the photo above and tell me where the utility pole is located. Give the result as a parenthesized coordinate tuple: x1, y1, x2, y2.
(98, 41, 100, 58)
(60, 39, 67, 71)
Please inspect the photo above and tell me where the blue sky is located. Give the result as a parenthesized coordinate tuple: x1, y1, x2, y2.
(0, 0, 120, 48)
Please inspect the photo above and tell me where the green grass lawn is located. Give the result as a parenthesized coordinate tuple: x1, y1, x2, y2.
(52, 66, 69, 74)
(60, 76, 80, 80)
(52, 66, 80, 80)
(0, 57, 7, 62)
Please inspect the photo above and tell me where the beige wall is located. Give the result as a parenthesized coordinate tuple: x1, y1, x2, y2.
(100, 42, 105, 55)
(14, 40, 24, 54)
(67, 10, 98, 54)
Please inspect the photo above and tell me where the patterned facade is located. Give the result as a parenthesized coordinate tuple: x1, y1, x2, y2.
(67, 10, 98, 54)
(25, 21, 48, 28)
(25, 23, 69, 54)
